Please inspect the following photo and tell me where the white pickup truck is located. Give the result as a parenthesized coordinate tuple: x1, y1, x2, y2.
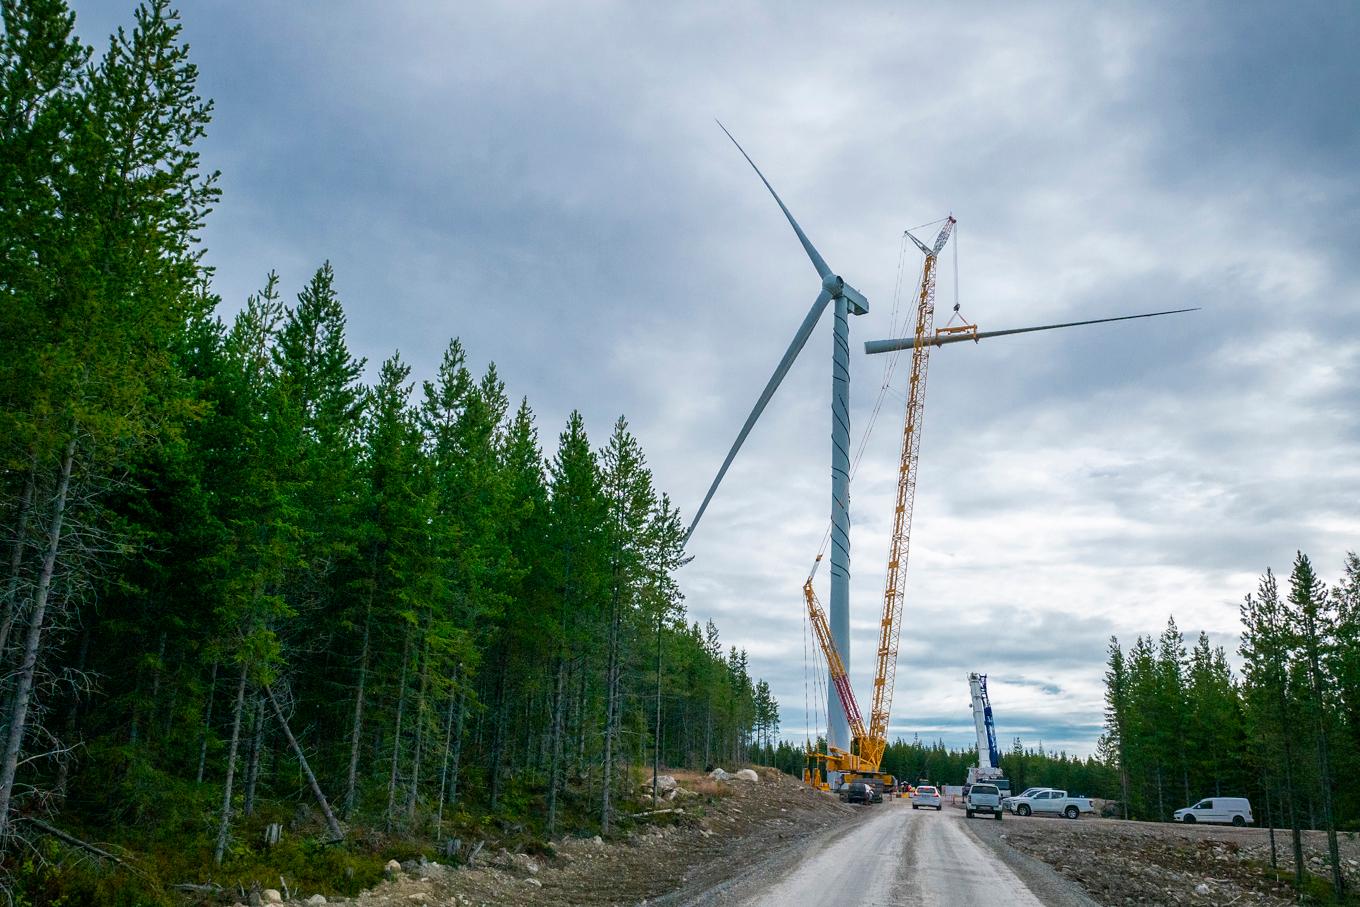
(1008, 789, 1095, 819)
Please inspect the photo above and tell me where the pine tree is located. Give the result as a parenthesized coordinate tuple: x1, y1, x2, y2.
(1241, 569, 1305, 888)
(1289, 551, 1343, 896)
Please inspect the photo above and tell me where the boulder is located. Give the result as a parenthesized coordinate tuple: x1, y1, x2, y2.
(503, 852, 540, 874)
(734, 769, 759, 783)
(654, 774, 678, 792)
(261, 891, 283, 905)
(709, 768, 732, 781)
(305, 897, 327, 906)
(384, 858, 402, 876)
(1194, 883, 1210, 896)
(592, 834, 604, 846)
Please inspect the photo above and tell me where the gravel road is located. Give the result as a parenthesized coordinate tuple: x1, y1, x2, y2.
(687, 800, 1095, 906)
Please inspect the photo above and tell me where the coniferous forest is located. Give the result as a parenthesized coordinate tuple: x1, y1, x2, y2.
(1103, 552, 1360, 896)
(0, 2, 777, 900)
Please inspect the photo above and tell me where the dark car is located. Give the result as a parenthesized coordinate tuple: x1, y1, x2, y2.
(842, 781, 873, 804)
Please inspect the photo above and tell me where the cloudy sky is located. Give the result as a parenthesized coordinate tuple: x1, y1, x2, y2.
(73, 2, 1360, 755)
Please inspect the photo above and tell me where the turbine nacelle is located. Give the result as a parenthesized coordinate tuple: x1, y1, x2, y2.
(823, 274, 869, 316)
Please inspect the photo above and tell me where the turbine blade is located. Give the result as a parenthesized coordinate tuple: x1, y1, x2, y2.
(686, 288, 835, 542)
(863, 308, 1200, 355)
(717, 120, 832, 281)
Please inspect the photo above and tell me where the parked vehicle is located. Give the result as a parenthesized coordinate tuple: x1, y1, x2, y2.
(1004, 787, 1051, 811)
(1173, 798, 1253, 826)
(1003, 787, 1052, 812)
(965, 782, 1003, 820)
(1009, 789, 1094, 819)
(911, 785, 943, 811)
(843, 781, 874, 805)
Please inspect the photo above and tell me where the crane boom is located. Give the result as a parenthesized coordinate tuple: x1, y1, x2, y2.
(969, 672, 1001, 770)
(801, 217, 958, 785)
(803, 559, 868, 750)
(867, 216, 956, 752)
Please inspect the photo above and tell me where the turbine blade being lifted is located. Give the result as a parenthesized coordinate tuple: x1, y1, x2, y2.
(686, 288, 835, 542)
(863, 307, 1200, 355)
(717, 121, 832, 281)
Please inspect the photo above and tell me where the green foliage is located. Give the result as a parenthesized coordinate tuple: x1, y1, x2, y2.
(1103, 550, 1360, 900)
(1, 3, 778, 902)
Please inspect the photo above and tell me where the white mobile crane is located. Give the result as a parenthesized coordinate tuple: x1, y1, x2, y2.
(966, 673, 1010, 795)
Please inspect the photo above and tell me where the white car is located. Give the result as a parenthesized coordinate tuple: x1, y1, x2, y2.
(910, 785, 942, 810)
(965, 783, 1003, 820)
(1174, 797, 1253, 827)
(1003, 787, 1052, 812)
(1009, 789, 1094, 819)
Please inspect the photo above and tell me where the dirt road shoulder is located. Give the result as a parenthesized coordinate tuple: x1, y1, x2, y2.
(320, 767, 855, 907)
(962, 812, 1102, 907)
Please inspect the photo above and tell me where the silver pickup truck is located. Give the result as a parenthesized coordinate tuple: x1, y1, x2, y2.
(965, 782, 1003, 820)
(1009, 789, 1095, 819)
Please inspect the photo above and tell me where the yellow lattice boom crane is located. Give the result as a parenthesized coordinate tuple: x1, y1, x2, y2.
(804, 216, 967, 793)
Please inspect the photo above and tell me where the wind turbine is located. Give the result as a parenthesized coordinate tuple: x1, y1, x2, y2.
(685, 123, 865, 752)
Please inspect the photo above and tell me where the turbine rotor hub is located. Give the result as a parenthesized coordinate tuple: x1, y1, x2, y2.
(824, 273, 869, 316)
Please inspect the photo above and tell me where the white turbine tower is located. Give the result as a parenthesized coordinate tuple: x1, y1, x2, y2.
(686, 123, 864, 752)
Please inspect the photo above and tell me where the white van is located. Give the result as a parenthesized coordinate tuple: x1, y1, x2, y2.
(1173, 797, 1253, 826)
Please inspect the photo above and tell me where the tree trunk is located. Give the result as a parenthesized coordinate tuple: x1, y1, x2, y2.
(652, 611, 662, 804)
(1265, 781, 1278, 872)
(243, 693, 264, 817)
(601, 573, 622, 834)
(575, 658, 588, 781)
(386, 625, 412, 828)
(704, 695, 713, 768)
(407, 616, 431, 822)
(53, 628, 90, 800)
(1309, 674, 1343, 894)
(489, 659, 508, 811)
(1281, 731, 1304, 888)
(448, 688, 466, 807)
(0, 440, 74, 840)
(213, 660, 249, 865)
(435, 685, 456, 832)
(265, 683, 344, 841)
(546, 652, 567, 835)
(0, 456, 37, 664)
(344, 599, 371, 816)
(197, 660, 219, 784)
(147, 631, 167, 742)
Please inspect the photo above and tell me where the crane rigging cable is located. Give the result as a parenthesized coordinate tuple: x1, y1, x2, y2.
(801, 222, 945, 748)
(805, 225, 941, 572)
(801, 217, 957, 782)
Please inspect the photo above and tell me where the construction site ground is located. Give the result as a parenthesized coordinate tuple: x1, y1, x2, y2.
(267, 779, 1360, 906)
(311, 766, 854, 907)
(967, 808, 1360, 906)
